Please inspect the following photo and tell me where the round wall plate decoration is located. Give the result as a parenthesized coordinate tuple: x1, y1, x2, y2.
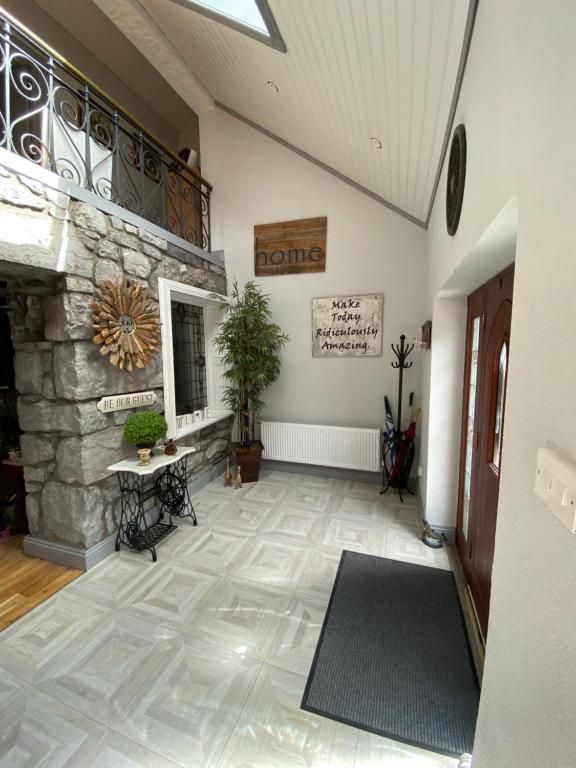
(91, 279, 161, 372)
(446, 124, 467, 236)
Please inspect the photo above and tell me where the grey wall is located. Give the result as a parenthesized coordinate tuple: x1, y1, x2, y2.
(1, 0, 200, 154)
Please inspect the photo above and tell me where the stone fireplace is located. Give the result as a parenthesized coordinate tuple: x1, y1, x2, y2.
(0, 162, 231, 568)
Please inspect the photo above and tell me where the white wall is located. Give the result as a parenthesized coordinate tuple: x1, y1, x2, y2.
(201, 109, 427, 438)
(423, 1, 576, 765)
(422, 295, 467, 530)
(421, 195, 518, 530)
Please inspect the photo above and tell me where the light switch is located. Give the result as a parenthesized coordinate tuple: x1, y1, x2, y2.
(535, 446, 576, 533)
(541, 467, 553, 495)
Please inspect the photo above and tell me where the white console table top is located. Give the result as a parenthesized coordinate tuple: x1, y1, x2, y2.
(107, 446, 197, 477)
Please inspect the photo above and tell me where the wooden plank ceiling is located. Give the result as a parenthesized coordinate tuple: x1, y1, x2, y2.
(95, 0, 473, 225)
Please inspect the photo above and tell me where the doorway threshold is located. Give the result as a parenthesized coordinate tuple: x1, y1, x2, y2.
(448, 546, 486, 683)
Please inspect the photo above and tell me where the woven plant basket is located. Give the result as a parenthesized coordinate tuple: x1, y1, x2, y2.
(234, 441, 263, 483)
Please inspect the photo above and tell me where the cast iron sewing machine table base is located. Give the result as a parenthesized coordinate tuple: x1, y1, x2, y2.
(108, 446, 197, 562)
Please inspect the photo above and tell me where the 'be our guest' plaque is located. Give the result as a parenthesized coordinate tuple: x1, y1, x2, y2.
(312, 295, 383, 357)
(96, 391, 158, 413)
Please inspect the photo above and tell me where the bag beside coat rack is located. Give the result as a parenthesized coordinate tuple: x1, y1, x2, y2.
(381, 334, 420, 503)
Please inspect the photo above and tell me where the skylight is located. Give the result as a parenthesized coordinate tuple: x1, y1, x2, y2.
(193, 0, 267, 34)
(172, 0, 287, 52)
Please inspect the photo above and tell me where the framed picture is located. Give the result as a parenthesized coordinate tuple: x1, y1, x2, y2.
(312, 294, 383, 357)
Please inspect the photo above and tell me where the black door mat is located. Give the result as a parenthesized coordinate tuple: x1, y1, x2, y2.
(301, 550, 479, 757)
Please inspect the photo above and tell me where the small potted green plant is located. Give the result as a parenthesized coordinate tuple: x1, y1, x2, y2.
(123, 411, 167, 465)
(213, 280, 289, 481)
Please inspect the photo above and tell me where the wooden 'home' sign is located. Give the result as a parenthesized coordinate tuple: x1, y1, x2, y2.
(254, 216, 327, 277)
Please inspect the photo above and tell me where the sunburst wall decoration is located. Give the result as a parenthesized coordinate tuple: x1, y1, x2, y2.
(91, 279, 161, 371)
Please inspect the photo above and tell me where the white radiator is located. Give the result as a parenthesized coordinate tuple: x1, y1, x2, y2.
(260, 421, 380, 472)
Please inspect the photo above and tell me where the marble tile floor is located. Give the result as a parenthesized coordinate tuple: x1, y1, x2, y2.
(0, 469, 458, 768)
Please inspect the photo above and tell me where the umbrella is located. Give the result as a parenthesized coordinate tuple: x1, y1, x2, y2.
(383, 395, 396, 471)
(391, 408, 421, 482)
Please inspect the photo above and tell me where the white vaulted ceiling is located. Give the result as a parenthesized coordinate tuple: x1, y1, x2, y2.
(95, 0, 475, 226)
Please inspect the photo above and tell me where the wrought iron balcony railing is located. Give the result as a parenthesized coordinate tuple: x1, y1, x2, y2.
(0, 11, 211, 250)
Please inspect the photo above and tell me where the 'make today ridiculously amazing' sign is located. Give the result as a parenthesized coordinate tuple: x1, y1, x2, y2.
(312, 294, 383, 357)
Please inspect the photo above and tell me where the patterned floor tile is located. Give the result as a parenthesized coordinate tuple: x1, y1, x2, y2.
(193, 504, 226, 529)
(335, 495, 393, 525)
(283, 486, 333, 512)
(35, 613, 178, 726)
(341, 479, 385, 499)
(380, 488, 420, 509)
(195, 484, 252, 503)
(66, 552, 159, 609)
(266, 593, 329, 677)
(297, 545, 343, 599)
(216, 664, 357, 768)
(120, 560, 223, 631)
(185, 576, 291, 660)
(188, 492, 228, 524)
(385, 528, 451, 570)
(243, 481, 290, 504)
(232, 537, 312, 590)
(321, 517, 386, 556)
(169, 527, 251, 572)
(0, 592, 108, 684)
(354, 731, 458, 767)
(209, 499, 274, 535)
(112, 636, 261, 768)
(261, 506, 328, 545)
(0, 468, 455, 768)
(153, 521, 200, 557)
(390, 502, 424, 530)
(292, 473, 340, 490)
(259, 469, 297, 485)
(79, 731, 182, 767)
(0, 667, 105, 767)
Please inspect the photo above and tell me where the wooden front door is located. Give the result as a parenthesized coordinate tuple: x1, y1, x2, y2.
(456, 265, 514, 640)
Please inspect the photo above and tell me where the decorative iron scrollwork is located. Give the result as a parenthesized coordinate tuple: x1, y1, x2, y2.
(0, 14, 211, 250)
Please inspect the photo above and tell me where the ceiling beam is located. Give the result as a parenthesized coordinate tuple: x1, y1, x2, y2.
(424, 0, 479, 228)
(92, 0, 214, 114)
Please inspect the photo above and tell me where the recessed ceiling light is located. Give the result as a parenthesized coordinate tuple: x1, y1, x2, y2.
(267, 80, 279, 93)
(370, 137, 382, 149)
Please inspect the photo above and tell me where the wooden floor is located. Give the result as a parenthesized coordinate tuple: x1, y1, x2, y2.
(0, 536, 82, 631)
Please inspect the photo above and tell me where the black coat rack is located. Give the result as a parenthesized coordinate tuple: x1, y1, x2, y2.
(381, 334, 416, 503)
(391, 335, 414, 433)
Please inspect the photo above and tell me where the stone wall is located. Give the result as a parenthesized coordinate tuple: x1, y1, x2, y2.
(0, 165, 231, 555)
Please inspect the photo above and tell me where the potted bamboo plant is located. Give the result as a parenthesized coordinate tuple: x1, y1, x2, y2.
(213, 280, 289, 481)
